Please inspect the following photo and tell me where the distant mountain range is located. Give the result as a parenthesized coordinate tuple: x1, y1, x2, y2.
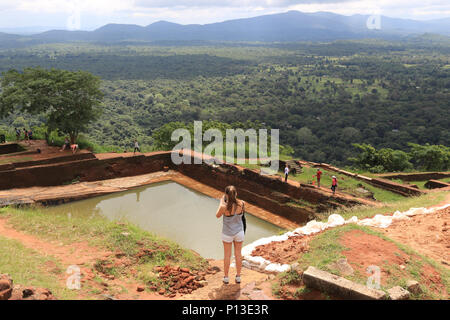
(0, 26, 59, 35)
(1, 11, 449, 45)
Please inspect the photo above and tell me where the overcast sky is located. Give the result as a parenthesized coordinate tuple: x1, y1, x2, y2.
(0, 0, 449, 30)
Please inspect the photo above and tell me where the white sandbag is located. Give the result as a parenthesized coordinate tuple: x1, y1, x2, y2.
(392, 211, 410, 220)
(358, 214, 393, 228)
(244, 255, 267, 266)
(241, 245, 254, 256)
(302, 220, 326, 234)
(265, 263, 291, 273)
(345, 216, 358, 224)
(292, 226, 306, 235)
(326, 214, 346, 227)
(403, 207, 425, 216)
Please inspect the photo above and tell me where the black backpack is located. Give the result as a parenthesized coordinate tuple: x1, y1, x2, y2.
(241, 202, 247, 234)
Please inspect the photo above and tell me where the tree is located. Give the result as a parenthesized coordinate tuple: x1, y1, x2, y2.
(296, 127, 318, 145)
(408, 143, 450, 171)
(0, 67, 103, 143)
(349, 143, 412, 172)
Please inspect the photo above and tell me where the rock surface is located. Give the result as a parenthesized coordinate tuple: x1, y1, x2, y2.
(406, 280, 422, 295)
(327, 258, 354, 276)
(0, 274, 56, 300)
(152, 265, 213, 297)
(302, 266, 386, 300)
(0, 274, 13, 300)
(388, 286, 410, 300)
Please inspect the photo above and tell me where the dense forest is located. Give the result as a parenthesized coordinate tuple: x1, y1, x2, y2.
(0, 38, 449, 167)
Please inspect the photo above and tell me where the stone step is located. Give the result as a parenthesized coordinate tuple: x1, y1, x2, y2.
(302, 266, 387, 300)
(285, 160, 302, 174)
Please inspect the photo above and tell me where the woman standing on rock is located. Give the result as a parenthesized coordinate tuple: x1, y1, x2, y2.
(216, 185, 246, 285)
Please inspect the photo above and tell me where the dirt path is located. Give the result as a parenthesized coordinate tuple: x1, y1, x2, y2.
(181, 260, 276, 300)
(382, 206, 450, 267)
(377, 192, 450, 268)
(0, 216, 167, 300)
(0, 216, 278, 300)
(0, 140, 90, 162)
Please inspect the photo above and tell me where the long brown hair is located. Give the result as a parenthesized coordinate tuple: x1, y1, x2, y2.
(225, 186, 238, 212)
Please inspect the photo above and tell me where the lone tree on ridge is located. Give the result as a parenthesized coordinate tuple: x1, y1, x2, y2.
(0, 67, 104, 144)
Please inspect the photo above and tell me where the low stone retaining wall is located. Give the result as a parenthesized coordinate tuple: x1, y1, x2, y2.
(173, 154, 374, 224)
(0, 153, 171, 190)
(0, 152, 96, 172)
(0, 143, 22, 155)
(424, 179, 450, 189)
(378, 172, 450, 182)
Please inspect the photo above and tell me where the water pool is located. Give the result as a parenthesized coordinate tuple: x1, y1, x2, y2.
(44, 181, 283, 259)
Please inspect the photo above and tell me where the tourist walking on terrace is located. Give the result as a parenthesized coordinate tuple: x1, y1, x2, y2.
(133, 140, 140, 154)
(314, 168, 323, 187)
(70, 143, 79, 154)
(60, 137, 70, 151)
(15, 128, 20, 141)
(331, 176, 338, 195)
(284, 164, 290, 183)
(23, 128, 28, 141)
(216, 186, 246, 285)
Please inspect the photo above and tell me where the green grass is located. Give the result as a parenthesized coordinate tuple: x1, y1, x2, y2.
(0, 235, 78, 300)
(0, 156, 33, 165)
(393, 177, 450, 190)
(316, 189, 448, 221)
(294, 224, 449, 299)
(291, 166, 404, 202)
(239, 163, 404, 202)
(0, 206, 207, 274)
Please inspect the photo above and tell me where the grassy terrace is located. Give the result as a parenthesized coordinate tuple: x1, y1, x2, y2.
(317, 189, 448, 221)
(238, 162, 405, 203)
(0, 205, 208, 298)
(389, 177, 450, 190)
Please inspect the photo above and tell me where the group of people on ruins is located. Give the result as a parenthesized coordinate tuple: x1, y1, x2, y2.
(284, 163, 338, 195)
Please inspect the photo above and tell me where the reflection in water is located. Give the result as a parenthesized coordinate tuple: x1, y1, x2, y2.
(136, 190, 141, 202)
(44, 181, 283, 259)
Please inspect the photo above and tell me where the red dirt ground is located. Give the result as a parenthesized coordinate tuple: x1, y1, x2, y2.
(381, 206, 450, 268)
(251, 235, 313, 264)
(340, 229, 448, 298)
(0, 216, 275, 300)
(0, 216, 168, 300)
(251, 195, 450, 272)
(0, 140, 90, 162)
(340, 230, 409, 285)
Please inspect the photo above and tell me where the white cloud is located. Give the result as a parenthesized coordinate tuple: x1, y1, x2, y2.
(0, 0, 448, 29)
(134, 0, 353, 8)
(15, 0, 134, 14)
